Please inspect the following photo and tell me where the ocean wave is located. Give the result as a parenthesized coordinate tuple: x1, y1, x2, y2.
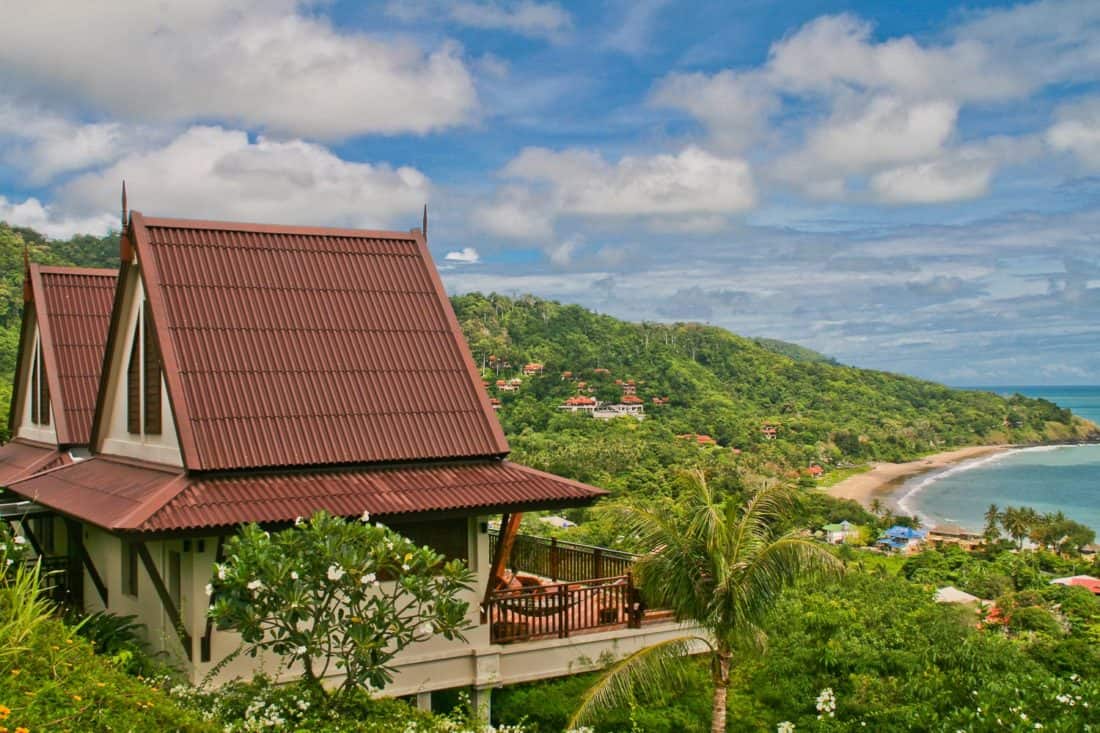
(895, 445, 1069, 526)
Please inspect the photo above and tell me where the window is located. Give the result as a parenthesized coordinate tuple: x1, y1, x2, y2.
(127, 301, 163, 436)
(122, 541, 139, 597)
(29, 333, 50, 426)
(389, 519, 469, 564)
(32, 517, 54, 555)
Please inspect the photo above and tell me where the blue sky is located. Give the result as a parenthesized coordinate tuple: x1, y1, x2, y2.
(0, 0, 1098, 385)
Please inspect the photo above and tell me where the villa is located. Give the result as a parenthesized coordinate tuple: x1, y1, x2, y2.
(822, 521, 858, 544)
(2, 212, 686, 713)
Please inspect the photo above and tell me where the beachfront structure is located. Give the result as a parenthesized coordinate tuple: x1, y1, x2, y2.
(934, 586, 988, 606)
(876, 525, 928, 553)
(928, 524, 983, 549)
(4, 213, 687, 711)
(823, 521, 858, 544)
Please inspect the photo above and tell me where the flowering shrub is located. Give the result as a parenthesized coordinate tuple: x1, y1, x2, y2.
(0, 523, 29, 581)
(208, 511, 475, 695)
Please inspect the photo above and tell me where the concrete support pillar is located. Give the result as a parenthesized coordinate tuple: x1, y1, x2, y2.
(415, 691, 432, 712)
(472, 685, 492, 723)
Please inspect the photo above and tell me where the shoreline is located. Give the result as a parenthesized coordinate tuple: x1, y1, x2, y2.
(825, 445, 1013, 513)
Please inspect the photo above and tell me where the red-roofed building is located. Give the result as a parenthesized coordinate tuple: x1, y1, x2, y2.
(522, 363, 544, 376)
(1051, 575, 1100, 594)
(1, 213, 697, 702)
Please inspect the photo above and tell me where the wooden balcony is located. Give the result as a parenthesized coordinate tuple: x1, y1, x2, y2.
(486, 531, 668, 644)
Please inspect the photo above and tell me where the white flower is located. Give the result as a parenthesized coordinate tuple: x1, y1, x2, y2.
(295, 645, 307, 655)
(13, 535, 25, 545)
(247, 579, 263, 591)
(360, 510, 371, 523)
(777, 722, 795, 733)
(327, 564, 345, 581)
(402, 563, 411, 571)
(294, 516, 304, 526)
(290, 571, 299, 580)
(216, 564, 227, 580)
(204, 583, 213, 597)
(415, 621, 433, 639)
(361, 572, 377, 585)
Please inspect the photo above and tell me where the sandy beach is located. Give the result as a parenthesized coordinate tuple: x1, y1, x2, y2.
(826, 445, 1012, 511)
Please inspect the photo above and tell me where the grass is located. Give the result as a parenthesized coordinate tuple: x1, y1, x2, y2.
(818, 463, 873, 488)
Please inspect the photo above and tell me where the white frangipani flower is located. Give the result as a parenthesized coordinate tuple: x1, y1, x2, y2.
(327, 564, 345, 581)
(204, 583, 213, 597)
(247, 579, 263, 591)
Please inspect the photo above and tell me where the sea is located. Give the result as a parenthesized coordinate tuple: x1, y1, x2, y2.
(897, 386, 1100, 533)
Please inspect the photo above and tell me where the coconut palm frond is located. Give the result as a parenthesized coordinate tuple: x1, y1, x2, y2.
(568, 635, 709, 729)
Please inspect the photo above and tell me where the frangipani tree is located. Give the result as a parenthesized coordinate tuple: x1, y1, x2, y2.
(208, 511, 474, 697)
(569, 474, 843, 733)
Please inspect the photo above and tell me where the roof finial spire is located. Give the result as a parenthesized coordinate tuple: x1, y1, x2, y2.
(121, 180, 128, 232)
(422, 203, 428, 241)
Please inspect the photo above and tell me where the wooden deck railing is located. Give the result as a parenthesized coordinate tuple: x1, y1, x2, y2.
(487, 575, 643, 643)
(489, 530, 637, 582)
(29, 555, 74, 606)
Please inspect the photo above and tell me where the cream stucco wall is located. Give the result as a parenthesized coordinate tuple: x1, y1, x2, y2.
(14, 315, 57, 445)
(98, 271, 183, 467)
(75, 515, 693, 698)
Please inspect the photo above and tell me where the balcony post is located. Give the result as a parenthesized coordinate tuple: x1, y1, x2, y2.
(593, 547, 604, 579)
(550, 537, 559, 582)
(558, 582, 570, 639)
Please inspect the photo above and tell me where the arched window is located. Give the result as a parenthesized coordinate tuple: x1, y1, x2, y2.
(127, 300, 162, 435)
(29, 331, 50, 426)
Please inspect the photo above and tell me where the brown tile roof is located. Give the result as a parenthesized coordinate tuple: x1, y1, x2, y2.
(124, 214, 508, 471)
(0, 440, 68, 486)
(13, 266, 117, 445)
(7, 456, 606, 532)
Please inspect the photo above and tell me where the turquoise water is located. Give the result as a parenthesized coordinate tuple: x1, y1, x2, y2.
(901, 386, 1100, 533)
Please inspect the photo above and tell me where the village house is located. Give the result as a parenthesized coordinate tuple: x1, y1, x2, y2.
(3, 213, 688, 713)
(521, 363, 544, 376)
(761, 424, 778, 440)
(822, 521, 858, 544)
(1050, 575, 1100, 595)
(876, 525, 928, 553)
(593, 402, 645, 420)
(559, 396, 597, 414)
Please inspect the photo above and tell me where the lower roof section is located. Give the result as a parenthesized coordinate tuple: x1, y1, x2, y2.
(0, 440, 68, 487)
(5, 457, 608, 533)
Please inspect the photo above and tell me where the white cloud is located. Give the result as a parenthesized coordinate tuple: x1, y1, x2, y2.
(444, 247, 481, 263)
(649, 70, 777, 152)
(57, 126, 429, 229)
(387, 0, 571, 41)
(604, 0, 670, 56)
(471, 185, 556, 240)
(0, 196, 117, 239)
(502, 145, 755, 216)
(871, 156, 995, 204)
(0, 1, 477, 139)
(0, 99, 161, 183)
(1046, 98, 1100, 169)
(547, 236, 580, 266)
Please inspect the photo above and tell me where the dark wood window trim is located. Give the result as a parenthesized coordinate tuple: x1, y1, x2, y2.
(127, 301, 163, 436)
(122, 540, 139, 597)
(29, 334, 50, 426)
(127, 319, 141, 434)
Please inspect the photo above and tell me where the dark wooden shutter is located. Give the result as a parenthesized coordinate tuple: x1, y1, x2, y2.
(127, 319, 141, 433)
(142, 301, 162, 435)
(38, 349, 50, 426)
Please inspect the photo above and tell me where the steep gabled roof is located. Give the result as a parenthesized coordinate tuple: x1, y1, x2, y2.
(8, 456, 605, 533)
(0, 439, 69, 486)
(104, 213, 509, 471)
(8, 265, 117, 445)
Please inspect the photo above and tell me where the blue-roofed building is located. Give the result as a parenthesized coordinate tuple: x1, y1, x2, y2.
(876, 525, 928, 554)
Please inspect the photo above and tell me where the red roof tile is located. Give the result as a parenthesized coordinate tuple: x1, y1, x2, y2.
(0, 440, 67, 486)
(31, 266, 117, 445)
(126, 214, 508, 470)
(7, 456, 606, 532)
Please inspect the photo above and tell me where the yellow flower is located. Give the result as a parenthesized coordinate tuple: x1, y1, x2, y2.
(15, 727, 28, 733)
(0, 704, 9, 719)
(72, 695, 81, 702)
(8, 670, 18, 676)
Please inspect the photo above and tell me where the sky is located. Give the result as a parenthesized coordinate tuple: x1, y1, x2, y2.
(0, 0, 1098, 386)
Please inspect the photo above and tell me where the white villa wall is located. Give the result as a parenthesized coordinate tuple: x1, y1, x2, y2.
(98, 271, 183, 467)
(77, 515, 691, 698)
(14, 315, 57, 445)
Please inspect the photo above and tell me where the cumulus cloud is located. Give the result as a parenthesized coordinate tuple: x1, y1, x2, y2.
(56, 126, 429, 229)
(871, 156, 995, 204)
(0, 1, 477, 139)
(444, 247, 481, 263)
(0, 196, 117, 239)
(387, 0, 572, 41)
(502, 145, 755, 216)
(1047, 98, 1100, 169)
(650, 70, 777, 152)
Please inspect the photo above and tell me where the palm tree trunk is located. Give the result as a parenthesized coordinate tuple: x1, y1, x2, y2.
(711, 649, 731, 733)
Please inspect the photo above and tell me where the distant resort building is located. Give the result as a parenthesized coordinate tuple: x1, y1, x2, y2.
(1050, 575, 1100, 595)
(522, 363, 544, 376)
(928, 524, 983, 549)
(876, 525, 928, 553)
(678, 433, 717, 446)
(650, 396, 670, 406)
(559, 396, 597, 414)
(761, 424, 778, 440)
(823, 521, 858, 544)
(593, 403, 645, 421)
(935, 586, 989, 606)
(807, 465, 824, 478)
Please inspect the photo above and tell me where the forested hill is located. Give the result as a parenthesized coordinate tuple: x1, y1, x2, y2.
(452, 292, 1097, 488)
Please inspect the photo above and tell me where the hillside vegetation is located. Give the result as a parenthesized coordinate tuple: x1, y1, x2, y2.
(452, 293, 1096, 537)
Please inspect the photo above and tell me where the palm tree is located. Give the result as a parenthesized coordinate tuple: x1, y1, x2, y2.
(1001, 506, 1031, 549)
(568, 474, 843, 732)
(869, 498, 884, 517)
(983, 504, 1001, 544)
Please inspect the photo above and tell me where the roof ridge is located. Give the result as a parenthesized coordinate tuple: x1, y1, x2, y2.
(140, 213, 419, 240)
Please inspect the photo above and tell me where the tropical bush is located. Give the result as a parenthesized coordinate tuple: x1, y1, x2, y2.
(208, 511, 475, 696)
